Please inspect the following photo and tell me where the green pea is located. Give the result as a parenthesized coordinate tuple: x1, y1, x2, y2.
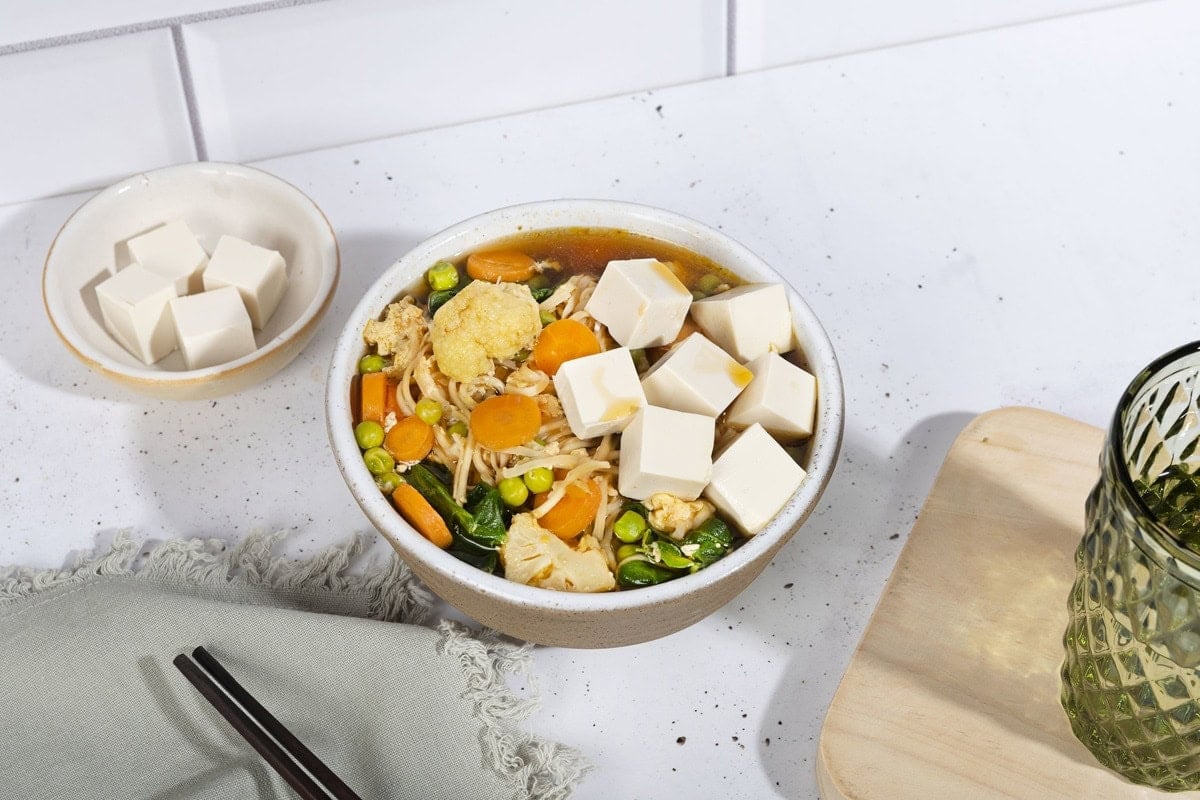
(426, 261, 459, 292)
(630, 349, 650, 373)
(691, 289, 706, 301)
(616, 543, 640, 562)
(414, 397, 442, 425)
(363, 447, 395, 476)
(447, 421, 468, 438)
(354, 420, 385, 450)
(528, 273, 550, 290)
(514, 348, 531, 362)
(498, 477, 529, 507)
(358, 354, 386, 374)
(696, 273, 723, 295)
(613, 510, 647, 543)
(375, 472, 404, 494)
(522, 467, 553, 494)
(540, 310, 556, 327)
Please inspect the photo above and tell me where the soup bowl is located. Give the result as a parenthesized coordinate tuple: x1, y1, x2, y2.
(326, 199, 843, 647)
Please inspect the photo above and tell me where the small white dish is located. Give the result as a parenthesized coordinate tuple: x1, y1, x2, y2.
(326, 199, 844, 648)
(43, 162, 339, 400)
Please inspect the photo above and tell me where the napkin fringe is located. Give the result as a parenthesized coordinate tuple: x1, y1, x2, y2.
(438, 620, 591, 800)
(0, 531, 436, 626)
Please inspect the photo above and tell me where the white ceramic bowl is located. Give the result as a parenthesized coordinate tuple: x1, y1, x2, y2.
(327, 200, 843, 647)
(43, 162, 339, 400)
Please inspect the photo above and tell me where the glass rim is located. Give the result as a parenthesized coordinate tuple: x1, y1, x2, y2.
(1111, 339, 1200, 561)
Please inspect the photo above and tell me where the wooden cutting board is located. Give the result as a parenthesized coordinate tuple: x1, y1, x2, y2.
(816, 407, 1200, 800)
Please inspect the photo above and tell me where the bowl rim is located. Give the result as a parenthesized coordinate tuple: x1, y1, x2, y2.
(42, 161, 340, 387)
(327, 198, 844, 612)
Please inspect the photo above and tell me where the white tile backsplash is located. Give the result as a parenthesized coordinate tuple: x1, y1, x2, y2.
(0, 29, 195, 205)
(0, 0, 265, 49)
(733, 0, 1138, 72)
(182, 0, 727, 162)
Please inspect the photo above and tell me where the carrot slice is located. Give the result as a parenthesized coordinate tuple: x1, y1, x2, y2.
(384, 415, 434, 462)
(466, 250, 537, 282)
(392, 483, 453, 548)
(361, 372, 388, 423)
(534, 480, 602, 540)
(470, 394, 541, 450)
(532, 319, 601, 376)
(384, 378, 400, 418)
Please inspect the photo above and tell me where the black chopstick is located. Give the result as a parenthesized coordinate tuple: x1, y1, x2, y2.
(172, 649, 362, 800)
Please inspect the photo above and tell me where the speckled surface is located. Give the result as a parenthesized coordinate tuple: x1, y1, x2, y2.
(3, 2, 1200, 797)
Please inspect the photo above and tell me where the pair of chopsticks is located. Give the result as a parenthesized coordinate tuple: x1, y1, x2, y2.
(173, 647, 363, 800)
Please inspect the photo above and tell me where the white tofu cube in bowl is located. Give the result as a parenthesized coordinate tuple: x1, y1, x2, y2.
(94, 264, 178, 365)
(584, 258, 692, 348)
(203, 235, 289, 330)
(553, 347, 646, 439)
(689, 283, 795, 362)
(705, 423, 807, 536)
(725, 352, 817, 442)
(42, 162, 339, 400)
(170, 286, 257, 371)
(640, 332, 753, 417)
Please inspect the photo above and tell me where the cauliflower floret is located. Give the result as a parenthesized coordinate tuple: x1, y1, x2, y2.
(431, 282, 540, 382)
(363, 298, 426, 370)
(535, 394, 563, 420)
(500, 513, 615, 593)
(645, 493, 715, 540)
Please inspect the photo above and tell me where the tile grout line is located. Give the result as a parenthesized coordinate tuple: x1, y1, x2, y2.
(0, 0, 332, 57)
(171, 25, 208, 162)
(725, 0, 737, 76)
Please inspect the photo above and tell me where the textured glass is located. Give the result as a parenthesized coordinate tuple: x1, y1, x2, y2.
(1062, 344, 1200, 790)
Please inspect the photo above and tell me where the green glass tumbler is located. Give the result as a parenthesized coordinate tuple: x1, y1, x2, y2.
(1062, 341, 1200, 790)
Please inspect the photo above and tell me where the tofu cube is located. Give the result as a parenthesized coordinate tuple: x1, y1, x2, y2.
(554, 347, 646, 439)
(584, 258, 692, 348)
(641, 333, 753, 417)
(169, 286, 257, 370)
(705, 424, 806, 535)
(688, 283, 794, 362)
(126, 220, 209, 295)
(94, 264, 179, 364)
(725, 353, 817, 442)
(618, 405, 714, 500)
(202, 235, 288, 329)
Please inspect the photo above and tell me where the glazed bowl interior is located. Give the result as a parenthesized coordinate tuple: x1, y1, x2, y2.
(327, 199, 843, 646)
(43, 162, 339, 398)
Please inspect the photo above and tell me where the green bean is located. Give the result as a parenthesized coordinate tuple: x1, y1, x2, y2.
(354, 420, 384, 449)
(498, 477, 529, 507)
(682, 516, 735, 568)
(613, 510, 647, 543)
(426, 261, 459, 292)
(522, 467, 553, 494)
(655, 540, 694, 569)
(363, 447, 395, 475)
(358, 354, 385, 374)
(414, 397, 442, 425)
(616, 543, 640, 562)
(617, 558, 679, 588)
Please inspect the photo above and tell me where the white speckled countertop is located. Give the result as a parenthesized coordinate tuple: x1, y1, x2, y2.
(3, 3, 1200, 797)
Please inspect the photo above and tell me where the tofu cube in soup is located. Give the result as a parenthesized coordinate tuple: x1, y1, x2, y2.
(169, 286, 257, 370)
(126, 220, 208, 295)
(584, 258, 692, 348)
(554, 348, 646, 439)
(618, 405, 714, 500)
(95, 264, 178, 364)
(689, 283, 794, 362)
(641, 333, 753, 417)
(705, 423, 805, 535)
(202, 235, 288, 330)
(725, 352, 817, 442)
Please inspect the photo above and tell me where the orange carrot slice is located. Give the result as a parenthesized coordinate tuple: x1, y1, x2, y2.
(470, 394, 541, 450)
(532, 319, 601, 376)
(534, 480, 603, 540)
(361, 372, 388, 424)
(392, 483, 453, 548)
(466, 250, 537, 282)
(384, 415, 434, 462)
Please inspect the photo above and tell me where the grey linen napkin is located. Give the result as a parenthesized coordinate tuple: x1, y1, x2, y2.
(0, 532, 588, 800)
